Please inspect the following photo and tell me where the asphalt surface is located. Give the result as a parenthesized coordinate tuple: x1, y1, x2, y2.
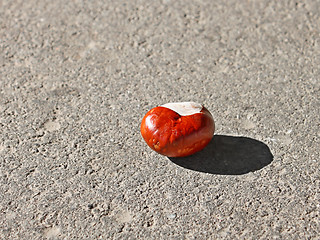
(1, 0, 319, 239)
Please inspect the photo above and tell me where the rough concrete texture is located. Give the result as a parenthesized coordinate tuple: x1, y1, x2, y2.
(0, 0, 319, 239)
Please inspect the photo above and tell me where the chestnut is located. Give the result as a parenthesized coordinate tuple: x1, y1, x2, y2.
(140, 102, 215, 157)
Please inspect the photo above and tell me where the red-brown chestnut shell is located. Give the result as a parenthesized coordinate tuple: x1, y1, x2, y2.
(140, 102, 215, 157)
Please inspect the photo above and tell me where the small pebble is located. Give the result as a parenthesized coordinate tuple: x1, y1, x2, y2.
(167, 213, 176, 219)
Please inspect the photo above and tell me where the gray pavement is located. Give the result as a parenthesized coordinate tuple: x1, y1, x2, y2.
(1, 0, 319, 239)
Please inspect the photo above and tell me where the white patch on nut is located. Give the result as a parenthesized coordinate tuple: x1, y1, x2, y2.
(161, 102, 203, 116)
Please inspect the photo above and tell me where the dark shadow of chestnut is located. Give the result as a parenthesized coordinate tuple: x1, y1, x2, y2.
(169, 135, 273, 175)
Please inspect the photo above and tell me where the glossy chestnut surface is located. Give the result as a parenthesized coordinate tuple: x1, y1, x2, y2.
(140, 103, 215, 157)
